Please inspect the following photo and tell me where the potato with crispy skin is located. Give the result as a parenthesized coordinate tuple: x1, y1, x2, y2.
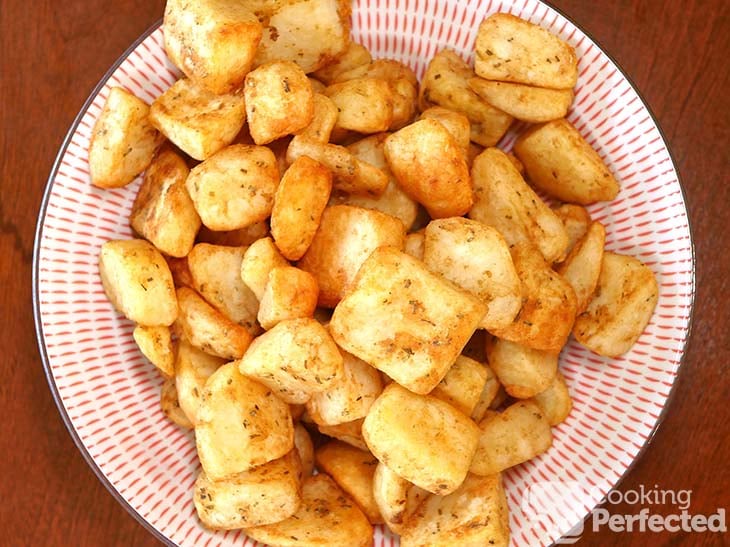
(469, 78, 574, 123)
(429, 355, 488, 416)
(240, 237, 290, 301)
(373, 462, 429, 535)
(257, 266, 319, 330)
(294, 423, 315, 476)
(175, 340, 225, 425)
(133, 325, 175, 378)
(471, 363, 502, 422)
(553, 203, 592, 254)
(556, 221, 606, 312)
(418, 107, 471, 157)
(486, 338, 558, 399)
(313, 41, 372, 84)
(530, 371, 572, 426)
(160, 378, 192, 429)
(297, 93, 339, 143)
(317, 418, 368, 451)
(325, 77, 394, 134)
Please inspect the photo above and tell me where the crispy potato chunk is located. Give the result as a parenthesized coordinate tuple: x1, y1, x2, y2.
(423, 217, 522, 331)
(330, 247, 487, 394)
(515, 118, 620, 204)
(99, 239, 177, 326)
(317, 418, 368, 451)
(238, 318, 344, 404)
(486, 338, 558, 399)
(573, 252, 659, 357)
(530, 371, 572, 426)
(270, 156, 333, 261)
(298, 205, 406, 308)
(471, 401, 552, 476)
(363, 384, 481, 494)
(389, 78, 418, 130)
(373, 463, 428, 535)
(196, 362, 294, 480)
(556, 221, 606, 312)
(469, 147, 569, 263)
(240, 236, 290, 300)
(469, 78, 573, 123)
(176, 287, 252, 359)
(258, 266, 319, 329)
(470, 363, 501, 422)
(384, 119, 473, 218)
(429, 355, 488, 416)
(419, 107, 471, 157)
(313, 41, 372, 84)
(89, 87, 163, 188)
(325, 77, 393, 133)
(403, 231, 424, 260)
(245, 474, 373, 547)
(553, 203, 592, 254)
(132, 325, 174, 378)
(149, 78, 246, 161)
(175, 340, 225, 425)
(186, 144, 279, 231)
(294, 424, 315, 476)
(298, 93, 339, 143)
(474, 13, 578, 89)
(245, 61, 314, 144)
(333, 59, 418, 86)
(160, 378, 192, 429)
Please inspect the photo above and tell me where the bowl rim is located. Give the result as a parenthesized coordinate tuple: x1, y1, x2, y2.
(32, 3, 696, 546)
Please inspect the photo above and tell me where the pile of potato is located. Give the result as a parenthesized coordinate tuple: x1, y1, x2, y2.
(90, 1, 659, 545)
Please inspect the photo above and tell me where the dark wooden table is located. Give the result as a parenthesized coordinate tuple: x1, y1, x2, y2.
(1, 1, 727, 545)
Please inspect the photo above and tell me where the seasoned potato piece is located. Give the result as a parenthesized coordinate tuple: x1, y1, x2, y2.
(246, 474, 373, 547)
(490, 244, 577, 352)
(471, 363, 501, 422)
(573, 252, 659, 357)
(530, 371, 572, 426)
(325, 77, 393, 133)
(253, 0, 351, 73)
(330, 247, 486, 394)
(486, 338, 558, 399)
(163, 0, 262, 94)
(401, 473, 510, 547)
(89, 87, 163, 188)
(99, 239, 177, 326)
(306, 350, 383, 426)
(469, 147, 569, 264)
(149, 78, 246, 161)
(270, 156, 333, 261)
(294, 423, 315, 476)
(196, 221, 269, 248)
(186, 144, 279, 231)
(423, 217, 522, 331)
(333, 59, 417, 86)
(298, 93, 339, 143)
(474, 13, 578, 89)
(419, 107, 471, 157)
(553, 203, 591, 254)
(196, 363, 293, 480)
(240, 236, 290, 300)
(403, 231, 424, 260)
(384, 119, 473, 218)
(176, 287, 252, 359)
(238, 318, 344, 404)
(187, 244, 260, 334)
(373, 463, 429, 535)
(258, 266, 319, 329)
(556, 221, 606, 312)
(363, 384, 481, 494)
(133, 325, 174, 378)
(194, 450, 301, 530)
(469, 78, 574, 123)
(313, 41, 372, 84)
(298, 205, 405, 308)
(245, 61, 314, 145)
(175, 340, 225, 425)
(515, 118, 620, 204)
(318, 418, 368, 451)
(470, 401, 552, 476)
(160, 378, 193, 429)
(389, 78, 418, 130)
(430, 355, 488, 416)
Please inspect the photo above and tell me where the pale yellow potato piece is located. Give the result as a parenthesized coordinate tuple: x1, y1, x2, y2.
(238, 317, 344, 404)
(149, 78, 246, 161)
(515, 118, 620, 204)
(474, 13, 578, 89)
(389, 78, 418, 130)
(315, 441, 382, 524)
(298, 205, 405, 308)
(245, 474, 373, 547)
(573, 252, 659, 357)
(429, 355, 488, 416)
(163, 0, 262, 94)
(325, 77, 394, 133)
(418, 106, 471, 157)
(258, 266, 319, 329)
(99, 239, 177, 326)
(240, 236, 290, 301)
(133, 325, 174, 378)
(175, 340, 225, 425)
(89, 87, 163, 188)
(245, 61, 314, 144)
(318, 417, 368, 451)
(470, 363, 501, 422)
(196, 362, 294, 480)
(194, 450, 302, 530)
(298, 93, 339, 143)
(556, 221, 606, 312)
(373, 462, 428, 535)
(363, 384, 481, 494)
(294, 423, 315, 476)
(469, 77, 574, 123)
(176, 287, 252, 359)
(403, 231, 424, 260)
(160, 378, 192, 429)
(423, 217, 522, 331)
(196, 221, 270, 248)
(186, 144, 279, 231)
(313, 41, 372, 84)
(529, 371, 572, 426)
(270, 156, 333, 261)
(553, 203, 591, 254)
(486, 338, 558, 399)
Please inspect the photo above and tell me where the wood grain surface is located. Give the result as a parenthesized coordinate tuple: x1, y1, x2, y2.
(1, 0, 727, 545)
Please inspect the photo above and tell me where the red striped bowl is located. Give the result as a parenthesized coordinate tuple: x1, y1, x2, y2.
(33, 1, 694, 545)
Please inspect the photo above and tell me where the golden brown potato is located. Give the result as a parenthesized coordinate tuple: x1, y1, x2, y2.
(257, 266, 319, 329)
(149, 78, 246, 161)
(474, 13, 578, 89)
(384, 119, 473, 218)
(470, 401, 553, 476)
(89, 87, 163, 188)
(175, 340, 225, 425)
(317, 418, 368, 451)
(196, 362, 293, 480)
(573, 252, 659, 357)
(240, 236, 290, 301)
(403, 231, 425, 260)
(194, 450, 302, 530)
(298, 205, 405, 308)
(553, 203, 591, 254)
(98, 239, 178, 326)
(556, 221, 606, 312)
(325, 77, 394, 133)
(469, 78, 574, 123)
(429, 355, 488, 416)
(163, 0, 262, 94)
(270, 156, 333, 261)
(132, 325, 175, 378)
(298, 93, 339, 143)
(245, 474, 373, 547)
(362, 384, 481, 494)
(389, 78, 418, 130)
(418, 107, 471, 157)
(186, 144, 279, 231)
(486, 338, 558, 399)
(333, 59, 418, 86)
(313, 41, 372, 84)
(160, 378, 193, 429)
(373, 462, 429, 535)
(530, 371, 572, 426)
(294, 423, 315, 476)
(470, 363, 501, 422)
(330, 247, 487, 394)
(196, 221, 270, 248)
(514, 118, 620, 204)
(245, 61, 314, 144)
